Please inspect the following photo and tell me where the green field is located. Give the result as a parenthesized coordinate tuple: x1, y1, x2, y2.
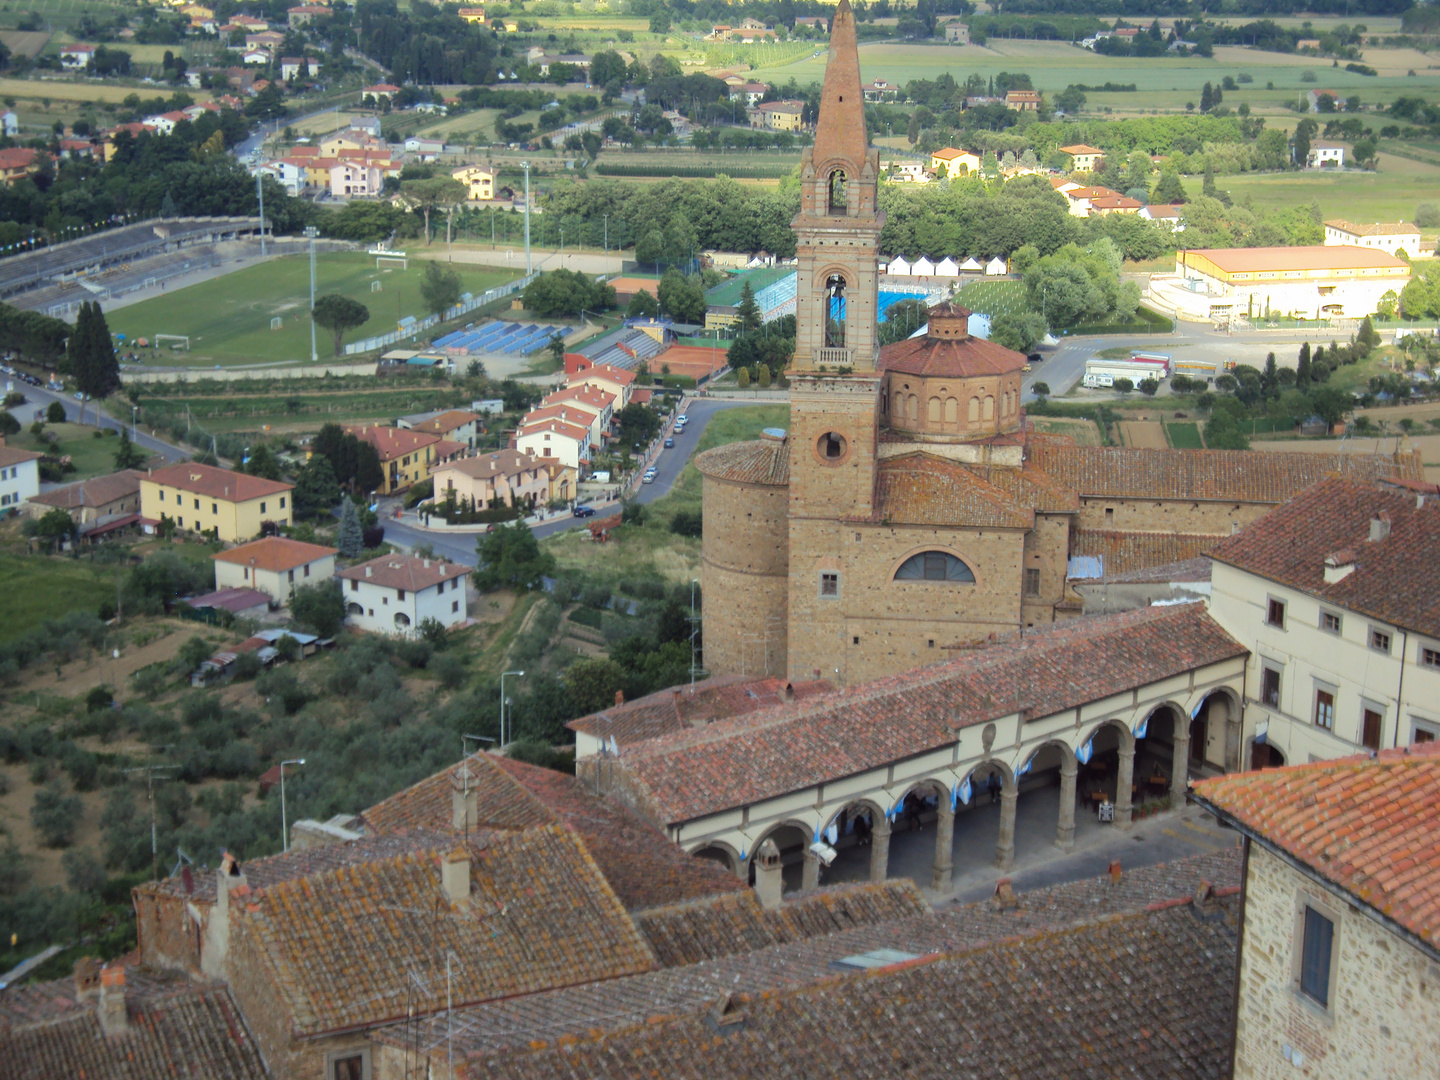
(1186, 153, 1440, 227)
(108, 253, 520, 367)
(956, 279, 1030, 320)
(1165, 421, 1204, 448)
(0, 554, 117, 640)
(137, 386, 470, 434)
(7, 422, 130, 481)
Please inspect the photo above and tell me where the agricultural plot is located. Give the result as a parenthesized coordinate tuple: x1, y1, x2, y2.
(955, 279, 1030, 321)
(1165, 421, 1205, 449)
(1188, 154, 1440, 228)
(107, 252, 519, 367)
(137, 386, 471, 434)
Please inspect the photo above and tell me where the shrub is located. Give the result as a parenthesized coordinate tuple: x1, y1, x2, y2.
(233, 651, 263, 680)
(62, 848, 108, 896)
(46, 401, 66, 423)
(31, 780, 83, 848)
(362, 526, 386, 549)
(433, 651, 467, 690)
(669, 509, 703, 537)
(256, 668, 309, 716)
(130, 663, 169, 699)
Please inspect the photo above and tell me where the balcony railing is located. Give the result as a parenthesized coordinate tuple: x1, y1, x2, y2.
(816, 347, 853, 366)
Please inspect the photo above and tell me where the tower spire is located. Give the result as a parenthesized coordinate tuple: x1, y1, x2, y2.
(812, 0, 868, 169)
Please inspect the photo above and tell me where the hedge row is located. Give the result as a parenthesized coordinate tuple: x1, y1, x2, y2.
(594, 163, 794, 179)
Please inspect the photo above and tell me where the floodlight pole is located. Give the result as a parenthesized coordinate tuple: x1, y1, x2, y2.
(304, 226, 319, 363)
(500, 670, 524, 746)
(280, 758, 305, 851)
(256, 172, 266, 257)
(521, 161, 531, 274)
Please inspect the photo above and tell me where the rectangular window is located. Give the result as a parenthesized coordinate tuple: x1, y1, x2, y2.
(194, 498, 200, 510)
(397, 589, 405, 600)
(382, 595, 388, 605)
(1370, 627, 1392, 653)
(260, 501, 267, 514)
(304, 564, 311, 578)
(243, 568, 249, 580)
(1362, 707, 1383, 751)
(177, 517, 184, 528)
(1320, 610, 1342, 634)
(1314, 688, 1335, 730)
(1298, 906, 1335, 1008)
(1266, 598, 1286, 628)
(1261, 665, 1281, 708)
(1414, 720, 1438, 744)
(820, 572, 839, 597)
(1422, 646, 1440, 669)
(330, 1053, 366, 1080)
(1024, 568, 1041, 597)
(451, 600, 459, 613)
(349, 580, 358, 592)
(280, 496, 286, 508)
(158, 491, 165, 502)
(1104, 507, 1114, 523)
(288, 570, 295, 583)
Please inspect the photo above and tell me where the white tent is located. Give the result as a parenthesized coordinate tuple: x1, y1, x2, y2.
(886, 256, 911, 277)
(911, 256, 936, 277)
(935, 256, 959, 277)
(984, 256, 1008, 276)
(960, 256, 984, 273)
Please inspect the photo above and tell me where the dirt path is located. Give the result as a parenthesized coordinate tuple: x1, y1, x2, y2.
(1119, 420, 1168, 449)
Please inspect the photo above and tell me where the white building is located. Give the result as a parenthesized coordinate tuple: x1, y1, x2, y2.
(1306, 140, 1345, 169)
(212, 536, 337, 605)
(1323, 218, 1421, 258)
(567, 363, 635, 408)
(60, 44, 95, 69)
(337, 554, 470, 636)
(1170, 245, 1410, 321)
(516, 417, 589, 472)
(0, 444, 43, 513)
(1207, 476, 1440, 769)
(331, 162, 384, 198)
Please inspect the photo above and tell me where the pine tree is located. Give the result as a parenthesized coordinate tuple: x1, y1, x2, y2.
(160, 190, 178, 218)
(1202, 160, 1217, 199)
(1295, 342, 1312, 389)
(736, 281, 761, 333)
(1200, 82, 1214, 113)
(113, 428, 146, 469)
(336, 498, 364, 558)
(69, 301, 120, 414)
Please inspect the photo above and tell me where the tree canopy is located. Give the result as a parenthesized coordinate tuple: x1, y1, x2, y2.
(474, 522, 554, 592)
(311, 295, 370, 356)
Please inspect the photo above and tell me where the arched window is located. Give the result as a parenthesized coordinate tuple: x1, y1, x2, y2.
(927, 396, 941, 423)
(891, 390, 904, 417)
(943, 397, 958, 424)
(907, 394, 919, 421)
(828, 170, 848, 213)
(982, 395, 995, 420)
(967, 397, 980, 423)
(823, 273, 847, 347)
(894, 551, 976, 583)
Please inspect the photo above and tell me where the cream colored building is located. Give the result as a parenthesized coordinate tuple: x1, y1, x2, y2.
(1323, 218, 1421, 258)
(452, 165, 495, 202)
(140, 463, 293, 542)
(1169, 245, 1410, 321)
(1058, 143, 1105, 171)
(212, 536, 337, 604)
(929, 147, 980, 179)
(1207, 476, 1440, 769)
(431, 450, 550, 511)
(1193, 746, 1440, 1080)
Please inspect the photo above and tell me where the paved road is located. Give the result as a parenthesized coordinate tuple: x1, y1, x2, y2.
(378, 397, 758, 564)
(3, 379, 185, 477)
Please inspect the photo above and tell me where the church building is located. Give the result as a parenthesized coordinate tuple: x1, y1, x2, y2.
(695, 1, 1418, 688)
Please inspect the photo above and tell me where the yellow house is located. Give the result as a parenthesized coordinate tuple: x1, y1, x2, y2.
(503, 20, 518, 31)
(457, 5, 486, 21)
(759, 100, 805, 131)
(141, 463, 294, 542)
(1058, 143, 1106, 172)
(451, 165, 495, 201)
(930, 147, 981, 179)
(344, 424, 452, 495)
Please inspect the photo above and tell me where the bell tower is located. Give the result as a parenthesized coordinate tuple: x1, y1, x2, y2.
(787, 0, 884, 525)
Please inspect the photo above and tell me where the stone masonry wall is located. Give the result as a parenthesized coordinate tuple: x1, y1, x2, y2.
(700, 473, 789, 678)
(1233, 843, 1440, 1080)
(134, 890, 201, 973)
(1075, 496, 1276, 536)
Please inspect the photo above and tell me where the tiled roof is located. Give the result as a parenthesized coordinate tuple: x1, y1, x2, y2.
(568, 674, 834, 745)
(1059, 142, 1105, 154)
(212, 535, 336, 572)
(344, 424, 441, 462)
(959, 463, 1080, 513)
(361, 754, 745, 911)
(446, 863, 1240, 1079)
(1325, 219, 1416, 237)
(875, 453, 1033, 529)
(571, 363, 636, 386)
(1209, 476, 1440, 636)
(1096, 555, 1213, 584)
(615, 604, 1246, 825)
(1071, 528, 1220, 576)
(373, 848, 1239, 1065)
(411, 409, 481, 434)
(1193, 743, 1440, 950)
(1184, 244, 1407, 273)
(0, 444, 46, 467)
(694, 437, 790, 486)
(144, 463, 292, 502)
(434, 449, 541, 481)
(0, 964, 267, 1080)
(542, 385, 615, 411)
(336, 553, 469, 591)
(517, 417, 590, 443)
(230, 825, 656, 1036)
(878, 314, 1027, 378)
(1028, 442, 1419, 502)
(636, 881, 928, 967)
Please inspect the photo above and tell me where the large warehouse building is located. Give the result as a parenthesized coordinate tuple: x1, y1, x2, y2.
(1166, 245, 1409, 322)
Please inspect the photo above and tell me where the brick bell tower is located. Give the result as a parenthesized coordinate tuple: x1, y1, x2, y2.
(787, 0, 884, 524)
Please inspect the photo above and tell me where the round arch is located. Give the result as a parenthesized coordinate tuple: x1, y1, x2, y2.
(819, 797, 888, 840)
(1018, 738, 1078, 778)
(887, 545, 983, 589)
(1079, 717, 1135, 757)
(687, 839, 742, 875)
(956, 757, 1016, 803)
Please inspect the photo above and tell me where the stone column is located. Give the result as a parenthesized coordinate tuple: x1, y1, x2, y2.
(1171, 725, 1191, 805)
(931, 802, 955, 892)
(995, 788, 1017, 871)
(869, 817, 891, 883)
(1056, 760, 1077, 851)
(802, 848, 820, 892)
(1116, 745, 1135, 829)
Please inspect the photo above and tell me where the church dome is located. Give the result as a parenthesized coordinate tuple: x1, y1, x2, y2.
(879, 304, 1028, 378)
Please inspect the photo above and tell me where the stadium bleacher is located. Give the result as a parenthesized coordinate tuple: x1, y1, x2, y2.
(431, 320, 565, 356)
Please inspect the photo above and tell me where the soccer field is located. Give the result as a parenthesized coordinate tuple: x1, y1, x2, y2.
(108, 252, 520, 367)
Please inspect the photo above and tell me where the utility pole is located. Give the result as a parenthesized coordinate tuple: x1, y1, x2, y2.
(603, 213, 609, 253)
(256, 172, 266, 257)
(304, 226, 319, 363)
(521, 161, 532, 274)
(124, 764, 178, 881)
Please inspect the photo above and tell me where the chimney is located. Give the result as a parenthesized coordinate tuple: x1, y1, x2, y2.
(1369, 512, 1391, 543)
(1108, 858, 1123, 884)
(98, 965, 128, 1037)
(992, 878, 1018, 911)
(203, 851, 246, 980)
(423, 557, 430, 569)
(73, 956, 102, 1003)
(441, 847, 470, 903)
(753, 837, 783, 910)
(450, 761, 478, 831)
(1323, 550, 1356, 584)
(365, 565, 373, 578)
(615, 689, 625, 706)
(782, 682, 795, 702)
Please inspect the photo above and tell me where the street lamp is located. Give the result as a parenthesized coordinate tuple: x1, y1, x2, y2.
(500, 670, 524, 746)
(521, 161, 531, 275)
(280, 758, 305, 852)
(304, 226, 319, 363)
(131, 404, 138, 441)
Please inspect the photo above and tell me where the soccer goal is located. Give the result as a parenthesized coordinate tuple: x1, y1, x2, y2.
(376, 256, 408, 271)
(270, 316, 284, 330)
(154, 334, 191, 351)
(370, 279, 383, 292)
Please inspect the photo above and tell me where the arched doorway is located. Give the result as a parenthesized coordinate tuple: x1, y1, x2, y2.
(812, 800, 887, 889)
(749, 822, 811, 894)
(689, 843, 739, 879)
(1077, 720, 1135, 827)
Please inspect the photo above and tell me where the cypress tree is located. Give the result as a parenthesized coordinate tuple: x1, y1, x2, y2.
(336, 499, 364, 558)
(1295, 342, 1312, 389)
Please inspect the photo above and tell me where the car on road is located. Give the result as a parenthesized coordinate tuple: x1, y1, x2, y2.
(664, 437, 675, 448)
(642, 473, 656, 484)
(676, 414, 688, 424)
(573, 505, 596, 517)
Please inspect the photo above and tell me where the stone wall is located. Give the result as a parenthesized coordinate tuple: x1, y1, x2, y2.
(700, 471, 789, 678)
(882, 370, 1024, 439)
(1233, 842, 1440, 1079)
(1075, 496, 1275, 536)
(133, 889, 201, 973)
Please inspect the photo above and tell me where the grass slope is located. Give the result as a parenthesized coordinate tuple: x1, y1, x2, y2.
(0, 554, 117, 640)
(107, 253, 519, 367)
(8, 422, 128, 481)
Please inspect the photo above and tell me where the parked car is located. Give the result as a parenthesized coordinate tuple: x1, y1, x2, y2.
(642, 473, 656, 484)
(664, 437, 675, 448)
(573, 504, 595, 518)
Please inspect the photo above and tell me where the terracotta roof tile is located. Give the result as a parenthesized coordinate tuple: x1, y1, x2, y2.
(336, 553, 469, 591)
(1029, 443, 1418, 502)
(615, 604, 1246, 825)
(876, 453, 1033, 528)
(568, 675, 834, 746)
(694, 438, 790, 486)
(144, 463, 292, 502)
(1184, 244, 1408, 273)
(343, 424, 441, 462)
(212, 535, 336, 572)
(1193, 743, 1440, 949)
(960, 463, 1080, 513)
(434, 450, 543, 481)
(1071, 529, 1220, 576)
(25, 469, 142, 509)
(878, 318, 1027, 378)
(1206, 476, 1440, 636)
